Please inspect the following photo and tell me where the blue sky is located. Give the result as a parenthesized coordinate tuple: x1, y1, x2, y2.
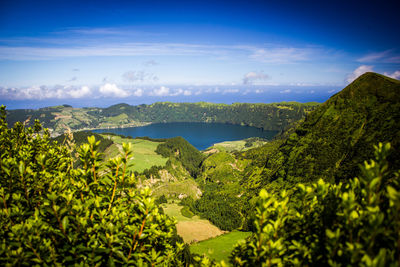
(0, 0, 399, 109)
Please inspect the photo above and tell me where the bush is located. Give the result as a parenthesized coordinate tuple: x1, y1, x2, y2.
(231, 143, 400, 266)
(180, 206, 194, 218)
(0, 106, 186, 266)
(180, 196, 196, 213)
(155, 194, 168, 205)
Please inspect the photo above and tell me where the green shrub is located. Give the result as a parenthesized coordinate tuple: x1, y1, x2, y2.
(231, 143, 400, 266)
(180, 206, 194, 218)
(0, 106, 185, 266)
(180, 196, 196, 213)
(155, 195, 168, 205)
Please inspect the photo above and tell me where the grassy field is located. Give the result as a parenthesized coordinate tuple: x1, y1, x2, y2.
(190, 231, 252, 263)
(162, 203, 225, 243)
(206, 138, 268, 153)
(152, 179, 202, 199)
(102, 135, 168, 173)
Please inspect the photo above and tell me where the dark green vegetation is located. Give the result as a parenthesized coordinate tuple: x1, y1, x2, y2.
(52, 131, 114, 155)
(238, 73, 400, 195)
(6, 101, 319, 136)
(193, 185, 247, 231)
(193, 72, 400, 231)
(155, 136, 205, 178)
(2, 72, 400, 265)
(0, 107, 188, 265)
(273, 73, 400, 184)
(231, 143, 400, 266)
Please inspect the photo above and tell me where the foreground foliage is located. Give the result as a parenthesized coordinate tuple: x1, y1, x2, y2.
(0, 106, 185, 266)
(231, 143, 400, 266)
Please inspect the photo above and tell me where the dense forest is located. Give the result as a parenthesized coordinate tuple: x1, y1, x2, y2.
(1, 72, 400, 265)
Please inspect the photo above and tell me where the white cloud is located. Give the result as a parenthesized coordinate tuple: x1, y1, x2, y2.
(255, 89, 263, 94)
(122, 70, 158, 83)
(384, 70, 400, 80)
(346, 65, 374, 83)
(0, 85, 93, 99)
(133, 88, 144, 97)
(0, 43, 229, 60)
(249, 47, 310, 64)
(0, 35, 325, 64)
(243, 71, 270, 84)
(156, 88, 193, 96)
(151, 86, 170, 96)
(99, 83, 129, 97)
(358, 50, 400, 63)
(280, 89, 291, 94)
(68, 86, 91, 98)
(170, 88, 183, 96)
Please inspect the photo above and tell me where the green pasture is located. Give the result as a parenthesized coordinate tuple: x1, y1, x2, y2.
(101, 135, 168, 173)
(152, 179, 201, 199)
(207, 138, 268, 153)
(190, 231, 252, 263)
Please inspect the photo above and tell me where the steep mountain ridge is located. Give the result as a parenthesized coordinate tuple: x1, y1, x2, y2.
(191, 72, 400, 231)
(245, 72, 400, 188)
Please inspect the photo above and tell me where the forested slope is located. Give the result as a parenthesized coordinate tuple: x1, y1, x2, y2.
(97, 102, 319, 131)
(6, 102, 319, 136)
(192, 72, 400, 231)
(274, 72, 400, 183)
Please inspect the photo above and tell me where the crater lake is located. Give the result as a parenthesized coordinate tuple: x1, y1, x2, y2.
(92, 122, 278, 150)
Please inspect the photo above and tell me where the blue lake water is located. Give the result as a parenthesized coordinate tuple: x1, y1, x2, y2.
(92, 122, 278, 150)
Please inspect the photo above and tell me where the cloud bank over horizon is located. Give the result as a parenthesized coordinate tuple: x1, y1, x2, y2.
(1, 66, 398, 104)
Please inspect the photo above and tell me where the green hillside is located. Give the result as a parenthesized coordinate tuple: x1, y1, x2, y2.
(155, 136, 205, 178)
(6, 101, 319, 136)
(191, 72, 400, 232)
(259, 72, 400, 186)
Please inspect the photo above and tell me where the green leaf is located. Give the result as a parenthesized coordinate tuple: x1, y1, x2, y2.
(62, 216, 69, 232)
(326, 229, 335, 239)
(18, 161, 25, 175)
(350, 210, 359, 220)
(369, 177, 380, 190)
(387, 186, 398, 200)
(259, 189, 268, 199)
